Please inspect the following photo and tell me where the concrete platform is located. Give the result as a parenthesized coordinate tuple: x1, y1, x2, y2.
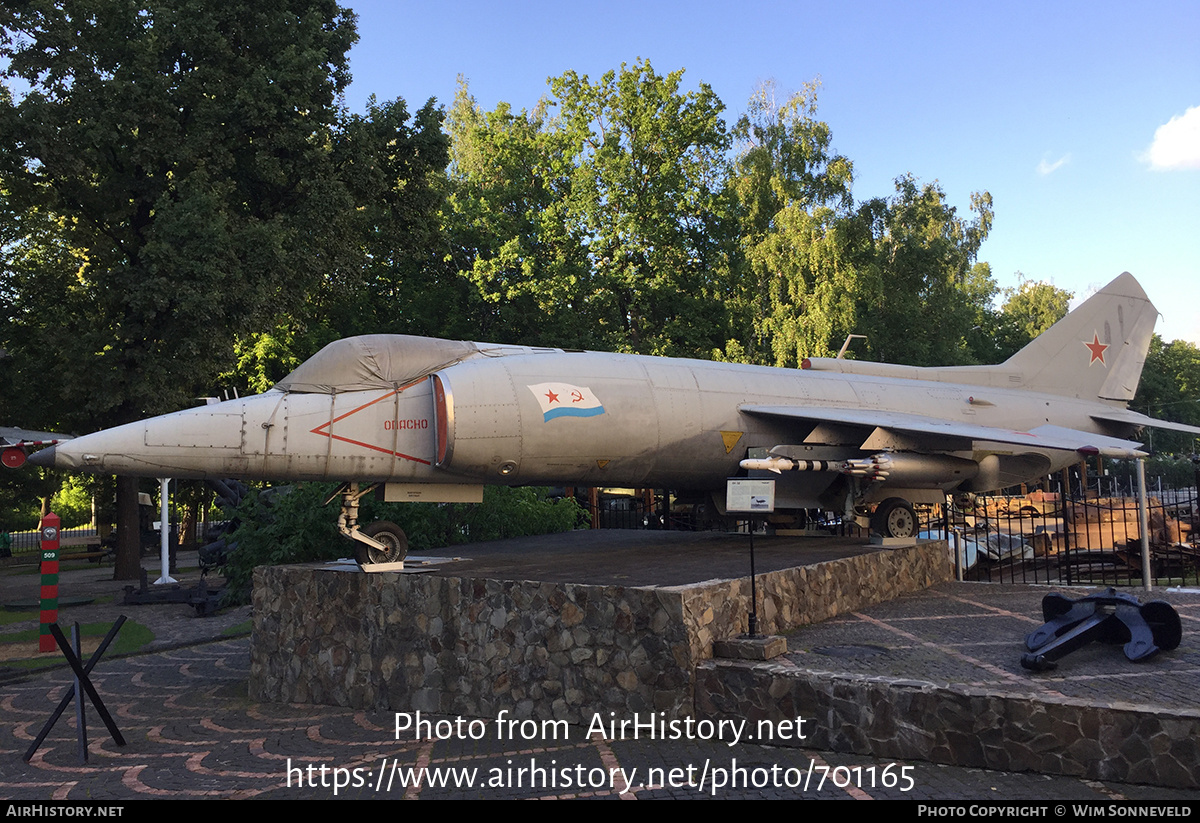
(396, 528, 881, 585)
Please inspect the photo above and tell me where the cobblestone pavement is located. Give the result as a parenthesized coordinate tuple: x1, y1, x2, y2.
(783, 581, 1200, 709)
(0, 635, 1198, 800)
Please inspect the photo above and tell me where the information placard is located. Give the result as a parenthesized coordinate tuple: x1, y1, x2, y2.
(726, 479, 775, 513)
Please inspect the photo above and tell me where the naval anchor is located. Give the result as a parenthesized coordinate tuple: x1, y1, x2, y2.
(1022, 588, 1182, 671)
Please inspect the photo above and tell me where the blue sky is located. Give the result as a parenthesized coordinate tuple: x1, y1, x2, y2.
(341, 0, 1200, 345)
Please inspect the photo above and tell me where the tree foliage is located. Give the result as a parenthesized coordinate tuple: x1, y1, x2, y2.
(224, 94, 456, 394)
(0, 0, 359, 429)
(721, 81, 996, 368)
(852, 177, 994, 366)
(1000, 278, 1073, 340)
(725, 80, 856, 366)
(987, 277, 1074, 360)
(445, 71, 1001, 368)
(550, 60, 735, 356)
(1133, 335, 1200, 455)
(0, 0, 359, 573)
(445, 82, 594, 346)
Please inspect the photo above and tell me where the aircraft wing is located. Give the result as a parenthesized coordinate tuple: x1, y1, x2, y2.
(1090, 408, 1200, 436)
(0, 426, 73, 446)
(740, 405, 1147, 459)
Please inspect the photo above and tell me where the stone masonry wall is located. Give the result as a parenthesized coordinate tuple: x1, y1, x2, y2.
(250, 539, 951, 722)
(695, 660, 1200, 788)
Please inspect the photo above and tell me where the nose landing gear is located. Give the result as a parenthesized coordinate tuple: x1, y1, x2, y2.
(330, 483, 409, 565)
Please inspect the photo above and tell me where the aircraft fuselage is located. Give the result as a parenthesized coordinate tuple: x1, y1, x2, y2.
(41, 348, 1127, 503)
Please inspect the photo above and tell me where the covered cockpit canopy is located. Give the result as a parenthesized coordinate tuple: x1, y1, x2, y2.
(274, 335, 481, 394)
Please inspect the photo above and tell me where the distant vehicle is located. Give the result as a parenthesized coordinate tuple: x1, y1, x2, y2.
(30, 273, 1200, 559)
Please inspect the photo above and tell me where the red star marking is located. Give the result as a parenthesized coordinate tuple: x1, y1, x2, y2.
(545, 389, 560, 404)
(1084, 333, 1108, 366)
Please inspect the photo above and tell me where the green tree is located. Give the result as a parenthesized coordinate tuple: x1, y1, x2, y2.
(551, 59, 735, 356)
(725, 80, 859, 366)
(1133, 335, 1200, 455)
(978, 275, 1074, 361)
(224, 94, 458, 394)
(852, 176, 995, 366)
(328, 95, 460, 339)
(0, 0, 358, 576)
(444, 80, 595, 347)
(724, 82, 995, 369)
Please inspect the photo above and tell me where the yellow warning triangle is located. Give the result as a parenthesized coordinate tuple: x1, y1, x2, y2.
(596, 459, 610, 469)
(720, 431, 743, 454)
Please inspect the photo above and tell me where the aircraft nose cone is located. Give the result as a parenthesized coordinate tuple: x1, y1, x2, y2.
(26, 445, 56, 468)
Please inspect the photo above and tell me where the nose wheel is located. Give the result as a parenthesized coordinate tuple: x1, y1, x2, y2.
(331, 483, 408, 566)
(356, 520, 409, 565)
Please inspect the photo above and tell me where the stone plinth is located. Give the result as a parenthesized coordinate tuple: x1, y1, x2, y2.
(250, 539, 951, 721)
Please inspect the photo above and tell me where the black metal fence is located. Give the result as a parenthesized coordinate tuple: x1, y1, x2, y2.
(580, 483, 1200, 589)
(927, 485, 1199, 588)
(2, 522, 213, 562)
(2, 525, 103, 559)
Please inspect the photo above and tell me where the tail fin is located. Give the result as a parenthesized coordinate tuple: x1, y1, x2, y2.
(1003, 272, 1157, 401)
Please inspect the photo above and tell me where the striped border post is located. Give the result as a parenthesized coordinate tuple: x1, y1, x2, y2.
(38, 512, 61, 653)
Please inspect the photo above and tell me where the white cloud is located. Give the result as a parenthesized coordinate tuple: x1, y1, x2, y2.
(1144, 106, 1200, 170)
(1036, 153, 1070, 175)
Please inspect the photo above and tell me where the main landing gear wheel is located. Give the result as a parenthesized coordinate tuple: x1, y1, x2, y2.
(355, 520, 409, 565)
(871, 498, 917, 539)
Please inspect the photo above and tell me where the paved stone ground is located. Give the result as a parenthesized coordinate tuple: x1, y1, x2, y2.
(782, 581, 1200, 709)
(1, 635, 1198, 800)
(2, 544, 1199, 800)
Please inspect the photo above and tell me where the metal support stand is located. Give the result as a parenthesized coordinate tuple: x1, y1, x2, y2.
(154, 477, 176, 584)
(947, 494, 962, 582)
(747, 518, 758, 637)
(1136, 458, 1152, 592)
(25, 617, 127, 764)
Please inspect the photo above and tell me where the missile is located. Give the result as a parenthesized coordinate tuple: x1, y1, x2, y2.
(738, 457, 838, 474)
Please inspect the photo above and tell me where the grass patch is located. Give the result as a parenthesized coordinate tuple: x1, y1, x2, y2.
(222, 619, 253, 637)
(0, 618, 155, 671)
(7, 565, 46, 577)
(0, 608, 37, 626)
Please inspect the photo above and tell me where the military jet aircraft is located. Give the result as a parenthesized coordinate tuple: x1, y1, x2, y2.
(28, 272, 1200, 559)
